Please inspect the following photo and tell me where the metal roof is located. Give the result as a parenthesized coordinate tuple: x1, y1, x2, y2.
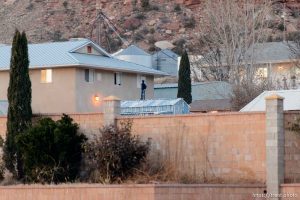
(249, 41, 297, 64)
(121, 98, 190, 115)
(190, 99, 231, 112)
(121, 98, 183, 108)
(199, 41, 298, 66)
(153, 49, 179, 58)
(0, 39, 167, 76)
(113, 45, 151, 56)
(154, 81, 232, 100)
(240, 89, 300, 112)
(0, 100, 8, 116)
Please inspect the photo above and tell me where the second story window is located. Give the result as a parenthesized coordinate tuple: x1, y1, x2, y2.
(41, 69, 52, 83)
(114, 72, 122, 86)
(85, 69, 94, 82)
(87, 45, 92, 54)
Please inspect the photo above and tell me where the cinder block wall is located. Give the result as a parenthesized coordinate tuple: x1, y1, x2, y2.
(0, 184, 266, 200)
(1, 111, 300, 184)
(117, 112, 267, 183)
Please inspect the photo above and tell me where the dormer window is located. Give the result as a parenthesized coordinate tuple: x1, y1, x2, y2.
(87, 46, 92, 54)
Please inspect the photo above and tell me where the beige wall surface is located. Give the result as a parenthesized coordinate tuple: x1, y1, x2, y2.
(118, 112, 267, 183)
(0, 184, 266, 200)
(281, 184, 300, 199)
(75, 68, 154, 113)
(0, 68, 77, 114)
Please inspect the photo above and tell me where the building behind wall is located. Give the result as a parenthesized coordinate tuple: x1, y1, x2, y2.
(152, 49, 179, 76)
(0, 39, 167, 114)
(121, 98, 190, 116)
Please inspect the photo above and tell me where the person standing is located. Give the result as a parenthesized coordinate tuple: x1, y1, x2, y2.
(141, 80, 147, 100)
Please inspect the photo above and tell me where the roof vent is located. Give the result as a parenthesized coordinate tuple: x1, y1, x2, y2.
(69, 38, 87, 41)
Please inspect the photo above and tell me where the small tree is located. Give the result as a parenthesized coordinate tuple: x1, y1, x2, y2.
(82, 121, 150, 183)
(16, 114, 87, 183)
(177, 50, 192, 104)
(4, 30, 32, 179)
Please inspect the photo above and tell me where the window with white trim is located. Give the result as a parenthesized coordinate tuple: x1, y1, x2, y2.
(256, 67, 268, 78)
(114, 72, 122, 85)
(85, 69, 95, 82)
(41, 69, 52, 83)
(137, 74, 146, 88)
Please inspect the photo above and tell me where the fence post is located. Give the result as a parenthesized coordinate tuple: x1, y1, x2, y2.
(103, 96, 121, 126)
(265, 94, 285, 199)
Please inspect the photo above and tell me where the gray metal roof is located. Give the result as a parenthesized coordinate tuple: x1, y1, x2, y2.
(153, 49, 179, 58)
(0, 100, 8, 116)
(113, 45, 150, 56)
(0, 39, 167, 76)
(190, 99, 231, 112)
(154, 81, 232, 100)
(249, 41, 297, 64)
(121, 98, 190, 115)
(200, 41, 298, 66)
(121, 98, 183, 108)
(240, 89, 300, 112)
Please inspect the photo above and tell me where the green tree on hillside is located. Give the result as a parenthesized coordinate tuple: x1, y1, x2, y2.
(177, 50, 192, 104)
(4, 30, 32, 179)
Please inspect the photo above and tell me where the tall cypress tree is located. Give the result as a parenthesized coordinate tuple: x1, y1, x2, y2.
(4, 30, 32, 179)
(177, 50, 192, 104)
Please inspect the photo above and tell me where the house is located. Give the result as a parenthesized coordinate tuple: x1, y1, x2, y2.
(121, 98, 190, 116)
(0, 39, 167, 114)
(196, 42, 300, 89)
(154, 81, 232, 112)
(247, 41, 299, 89)
(152, 49, 180, 76)
(112, 45, 153, 68)
(154, 81, 232, 100)
(240, 89, 300, 112)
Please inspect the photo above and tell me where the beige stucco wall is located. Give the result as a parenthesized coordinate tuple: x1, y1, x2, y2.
(0, 67, 154, 114)
(0, 68, 77, 114)
(75, 68, 154, 113)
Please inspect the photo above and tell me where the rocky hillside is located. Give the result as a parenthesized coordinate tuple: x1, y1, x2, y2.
(0, 0, 300, 54)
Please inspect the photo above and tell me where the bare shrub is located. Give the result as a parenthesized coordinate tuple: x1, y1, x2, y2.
(82, 121, 150, 183)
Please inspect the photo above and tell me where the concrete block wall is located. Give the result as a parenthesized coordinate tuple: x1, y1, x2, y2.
(0, 96, 300, 187)
(0, 184, 266, 200)
(117, 112, 267, 183)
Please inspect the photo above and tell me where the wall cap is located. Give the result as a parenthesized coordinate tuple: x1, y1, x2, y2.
(103, 96, 121, 101)
(265, 94, 284, 100)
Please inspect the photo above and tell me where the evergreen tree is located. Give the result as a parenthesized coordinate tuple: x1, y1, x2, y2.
(4, 30, 32, 179)
(177, 50, 192, 104)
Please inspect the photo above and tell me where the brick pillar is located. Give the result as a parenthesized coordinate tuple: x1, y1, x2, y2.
(103, 96, 121, 126)
(265, 94, 285, 199)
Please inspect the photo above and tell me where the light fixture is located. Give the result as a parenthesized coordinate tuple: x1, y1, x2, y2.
(94, 95, 100, 102)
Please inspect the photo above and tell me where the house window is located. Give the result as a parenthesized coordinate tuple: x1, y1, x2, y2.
(137, 74, 146, 88)
(87, 46, 92, 54)
(41, 69, 52, 83)
(114, 72, 122, 85)
(256, 67, 268, 78)
(85, 69, 94, 82)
